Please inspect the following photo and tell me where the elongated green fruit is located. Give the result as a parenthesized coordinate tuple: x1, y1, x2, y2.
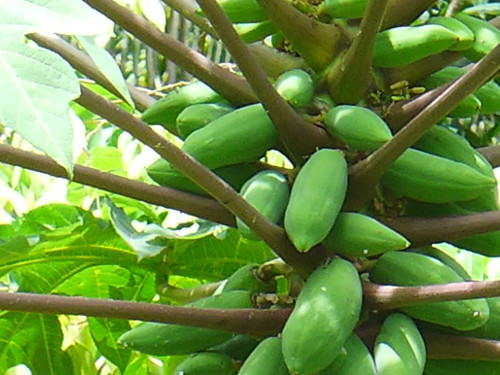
(411, 246, 471, 281)
(235, 20, 278, 43)
(284, 149, 348, 252)
(182, 104, 280, 169)
(372, 25, 459, 68)
(141, 81, 226, 134)
(237, 171, 290, 240)
(275, 69, 314, 108)
(322, 212, 410, 257)
(370, 251, 490, 330)
(208, 334, 260, 361)
(282, 257, 362, 375)
(176, 103, 233, 140)
(427, 16, 475, 51)
(198, 0, 267, 23)
(374, 313, 426, 375)
(238, 337, 289, 375)
(324, 105, 393, 151)
(412, 125, 499, 210)
(380, 148, 496, 203)
(425, 359, 500, 375)
(219, 263, 276, 294)
(323, 0, 368, 19)
(117, 290, 253, 356)
(319, 333, 377, 375)
(172, 352, 236, 375)
(147, 159, 262, 196)
(455, 13, 500, 61)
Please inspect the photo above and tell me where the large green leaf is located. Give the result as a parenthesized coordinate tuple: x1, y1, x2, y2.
(0, 36, 79, 173)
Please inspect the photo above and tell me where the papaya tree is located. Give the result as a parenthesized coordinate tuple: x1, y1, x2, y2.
(0, 0, 500, 374)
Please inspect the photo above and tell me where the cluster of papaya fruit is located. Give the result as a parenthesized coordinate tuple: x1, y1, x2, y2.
(124, 0, 500, 374)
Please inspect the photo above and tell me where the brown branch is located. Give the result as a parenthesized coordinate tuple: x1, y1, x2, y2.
(81, 0, 256, 106)
(326, 0, 389, 104)
(195, 0, 339, 165)
(344, 41, 500, 211)
(0, 144, 234, 226)
(0, 291, 289, 337)
(363, 280, 500, 311)
(381, 210, 500, 248)
(75, 85, 326, 277)
(28, 32, 154, 112)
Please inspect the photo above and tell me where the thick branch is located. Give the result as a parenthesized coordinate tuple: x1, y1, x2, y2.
(256, 0, 351, 72)
(0, 144, 234, 226)
(424, 331, 500, 361)
(326, 0, 389, 104)
(0, 291, 289, 337)
(344, 41, 500, 211)
(81, 0, 256, 106)
(195, 0, 339, 165)
(382, 211, 500, 248)
(75, 85, 326, 277)
(363, 279, 500, 311)
(28, 32, 154, 112)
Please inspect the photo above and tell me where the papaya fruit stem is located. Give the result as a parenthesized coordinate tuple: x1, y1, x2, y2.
(382, 0, 438, 30)
(162, 0, 219, 38)
(326, 0, 389, 104)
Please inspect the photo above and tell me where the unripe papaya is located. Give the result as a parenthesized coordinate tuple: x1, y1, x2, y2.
(381, 148, 496, 203)
(141, 80, 226, 134)
(182, 104, 280, 169)
(425, 359, 500, 375)
(172, 352, 236, 375)
(370, 251, 490, 330)
(176, 103, 233, 140)
(275, 69, 314, 108)
(322, 212, 410, 257)
(147, 159, 262, 196)
(117, 290, 253, 356)
(282, 257, 362, 375)
(374, 313, 426, 375)
(238, 337, 289, 375)
(319, 333, 377, 375)
(284, 149, 348, 252)
(237, 170, 290, 240)
(324, 105, 393, 151)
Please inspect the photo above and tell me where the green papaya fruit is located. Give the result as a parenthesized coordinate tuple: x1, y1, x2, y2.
(237, 170, 290, 240)
(322, 212, 410, 257)
(172, 352, 236, 375)
(282, 257, 362, 375)
(370, 251, 490, 331)
(176, 103, 234, 140)
(284, 149, 348, 252)
(117, 290, 253, 356)
(238, 337, 289, 375)
(182, 104, 280, 169)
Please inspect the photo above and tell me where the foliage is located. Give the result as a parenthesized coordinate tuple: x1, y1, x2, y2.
(0, 0, 499, 374)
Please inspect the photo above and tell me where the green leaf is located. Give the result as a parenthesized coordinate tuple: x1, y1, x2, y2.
(75, 36, 135, 109)
(168, 228, 276, 281)
(0, 0, 113, 35)
(0, 36, 79, 174)
(0, 313, 72, 375)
